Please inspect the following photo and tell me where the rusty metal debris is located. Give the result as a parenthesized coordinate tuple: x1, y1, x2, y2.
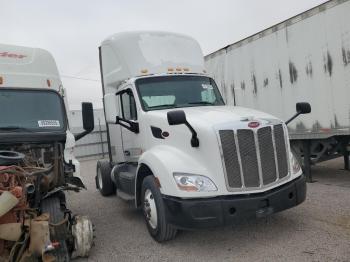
(0, 146, 93, 261)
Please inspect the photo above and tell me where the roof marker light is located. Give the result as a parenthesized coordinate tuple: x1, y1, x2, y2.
(0, 76, 3, 85)
(183, 68, 190, 72)
(176, 68, 182, 72)
(141, 69, 148, 74)
(47, 79, 51, 87)
(168, 68, 174, 72)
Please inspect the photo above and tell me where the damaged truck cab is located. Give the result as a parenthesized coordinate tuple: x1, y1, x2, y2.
(0, 44, 93, 261)
(96, 31, 310, 242)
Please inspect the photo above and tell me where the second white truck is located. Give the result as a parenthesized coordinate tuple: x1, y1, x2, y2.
(0, 43, 94, 261)
(96, 31, 310, 242)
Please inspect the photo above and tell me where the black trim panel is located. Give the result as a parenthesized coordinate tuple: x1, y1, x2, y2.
(163, 175, 306, 230)
(151, 126, 164, 139)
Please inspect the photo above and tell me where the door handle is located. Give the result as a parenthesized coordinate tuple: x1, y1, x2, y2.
(124, 150, 130, 156)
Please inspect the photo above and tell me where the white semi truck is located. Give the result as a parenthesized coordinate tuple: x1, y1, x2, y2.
(205, 0, 350, 181)
(0, 44, 93, 261)
(96, 31, 310, 242)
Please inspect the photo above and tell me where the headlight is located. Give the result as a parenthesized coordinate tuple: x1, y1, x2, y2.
(173, 173, 217, 192)
(291, 153, 301, 174)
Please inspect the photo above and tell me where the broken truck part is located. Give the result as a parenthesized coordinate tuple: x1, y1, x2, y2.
(96, 31, 310, 242)
(0, 43, 94, 261)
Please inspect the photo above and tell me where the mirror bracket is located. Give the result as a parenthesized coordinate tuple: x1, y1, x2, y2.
(184, 122, 199, 147)
(167, 110, 199, 147)
(116, 116, 139, 133)
(74, 102, 94, 141)
(286, 102, 311, 125)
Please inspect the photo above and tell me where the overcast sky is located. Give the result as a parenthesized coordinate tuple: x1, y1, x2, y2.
(2, 0, 327, 109)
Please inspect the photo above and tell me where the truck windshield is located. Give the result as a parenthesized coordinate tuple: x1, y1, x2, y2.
(136, 76, 225, 111)
(0, 89, 66, 132)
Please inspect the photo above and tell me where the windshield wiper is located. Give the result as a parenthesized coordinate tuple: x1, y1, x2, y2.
(147, 104, 179, 109)
(0, 126, 33, 132)
(188, 101, 215, 105)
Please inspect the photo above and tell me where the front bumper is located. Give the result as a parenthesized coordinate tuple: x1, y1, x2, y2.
(163, 174, 306, 230)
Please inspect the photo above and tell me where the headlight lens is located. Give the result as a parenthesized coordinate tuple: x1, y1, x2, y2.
(291, 153, 301, 174)
(173, 173, 217, 192)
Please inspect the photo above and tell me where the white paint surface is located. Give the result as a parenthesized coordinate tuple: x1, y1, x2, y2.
(205, 0, 350, 139)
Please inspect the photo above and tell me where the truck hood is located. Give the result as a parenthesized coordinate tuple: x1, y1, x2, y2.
(145, 105, 282, 128)
(141, 105, 290, 197)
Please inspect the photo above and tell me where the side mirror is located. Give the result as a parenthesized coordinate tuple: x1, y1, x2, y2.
(296, 102, 311, 114)
(75, 102, 95, 141)
(167, 110, 199, 147)
(286, 102, 311, 125)
(167, 110, 187, 125)
(82, 102, 94, 132)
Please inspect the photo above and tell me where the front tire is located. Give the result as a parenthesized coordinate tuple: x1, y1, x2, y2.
(96, 160, 115, 196)
(141, 176, 177, 242)
(40, 195, 70, 262)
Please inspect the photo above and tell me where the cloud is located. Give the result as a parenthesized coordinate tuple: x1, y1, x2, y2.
(1, 0, 327, 109)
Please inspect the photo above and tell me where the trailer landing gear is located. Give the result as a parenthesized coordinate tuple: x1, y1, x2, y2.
(341, 138, 350, 171)
(293, 136, 350, 183)
(302, 140, 313, 183)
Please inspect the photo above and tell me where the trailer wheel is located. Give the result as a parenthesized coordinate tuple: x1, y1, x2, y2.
(141, 176, 177, 242)
(41, 195, 70, 262)
(96, 160, 115, 196)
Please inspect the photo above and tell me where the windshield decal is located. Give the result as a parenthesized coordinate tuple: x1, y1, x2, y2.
(38, 120, 60, 128)
(202, 84, 213, 90)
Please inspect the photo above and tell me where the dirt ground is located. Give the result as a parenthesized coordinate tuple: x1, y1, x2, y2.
(70, 158, 350, 262)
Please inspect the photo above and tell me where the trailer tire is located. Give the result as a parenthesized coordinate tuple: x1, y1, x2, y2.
(141, 176, 177, 242)
(41, 195, 70, 262)
(96, 160, 115, 196)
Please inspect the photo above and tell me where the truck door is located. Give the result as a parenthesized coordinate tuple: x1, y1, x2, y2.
(119, 89, 140, 163)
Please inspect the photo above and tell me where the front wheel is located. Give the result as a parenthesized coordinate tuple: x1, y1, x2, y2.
(141, 176, 177, 242)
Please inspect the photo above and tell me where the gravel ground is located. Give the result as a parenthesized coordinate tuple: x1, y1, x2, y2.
(69, 158, 350, 262)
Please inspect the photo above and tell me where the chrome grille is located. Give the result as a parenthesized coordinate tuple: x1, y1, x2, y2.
(219, 124, 289, 190)
(237, 129, 260, 187)
(274, 124, 289, 178)
(257, 127, 277, 185)
(219, 130, 242, 188)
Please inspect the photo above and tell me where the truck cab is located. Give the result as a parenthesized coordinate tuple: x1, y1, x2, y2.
(0, 44, 94, 260)
(96, 31, 309, 242)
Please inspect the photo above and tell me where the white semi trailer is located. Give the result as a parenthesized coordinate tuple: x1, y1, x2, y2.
(0, 44, 94, 261)
(205, 0, 350, 181)
(96, 31, 310, 242)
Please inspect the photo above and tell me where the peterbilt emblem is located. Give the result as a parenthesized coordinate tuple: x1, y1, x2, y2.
(248, 121, 260, 128)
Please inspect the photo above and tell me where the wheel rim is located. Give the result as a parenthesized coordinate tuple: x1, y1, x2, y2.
(97, 167, 103, 190)
(144, 189, 157, 229)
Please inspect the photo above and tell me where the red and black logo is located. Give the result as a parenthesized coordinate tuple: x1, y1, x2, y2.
(248, 121, 260, 128)
(0, 52, 27, 59)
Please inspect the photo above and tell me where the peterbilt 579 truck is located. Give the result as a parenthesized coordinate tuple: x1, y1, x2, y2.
(0, 44, 94, 261)
(96, 31, 311, 242)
